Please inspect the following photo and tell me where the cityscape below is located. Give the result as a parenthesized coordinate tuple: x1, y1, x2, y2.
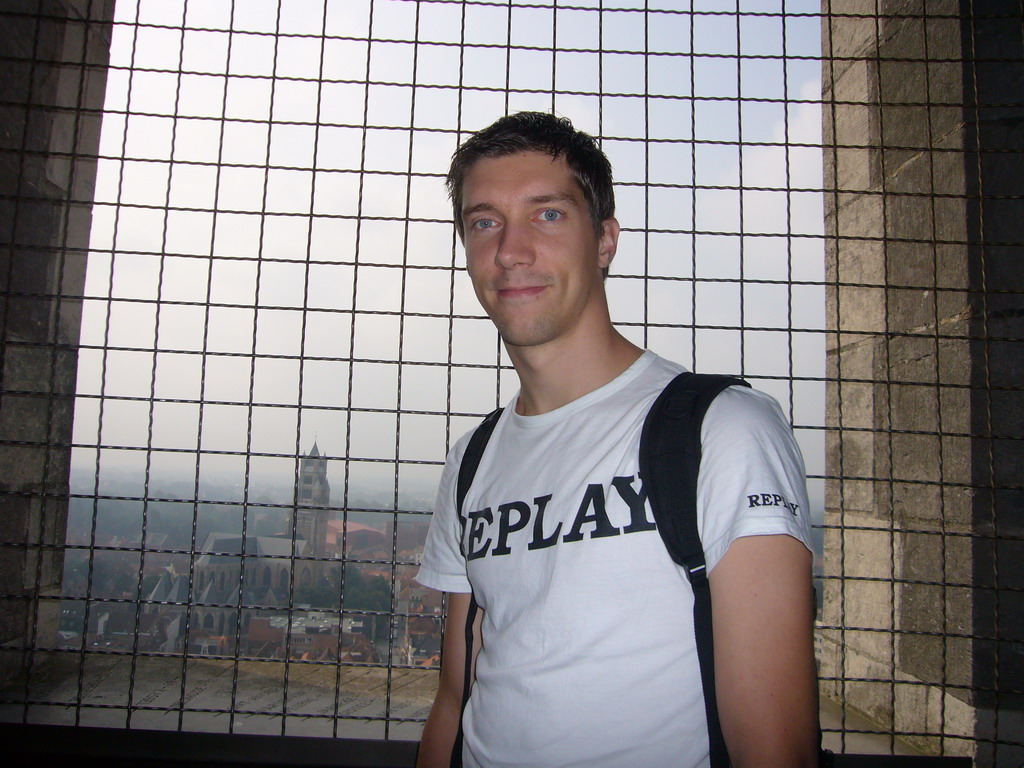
(57, 443, 441, 674)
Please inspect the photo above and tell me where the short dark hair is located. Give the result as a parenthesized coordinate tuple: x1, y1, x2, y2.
(446, 111, 615, 240)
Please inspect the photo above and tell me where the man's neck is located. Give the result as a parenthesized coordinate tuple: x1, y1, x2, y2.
(508, 327, 644, 416)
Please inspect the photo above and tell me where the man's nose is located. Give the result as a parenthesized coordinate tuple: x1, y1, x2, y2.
(494, 221, 536, 269)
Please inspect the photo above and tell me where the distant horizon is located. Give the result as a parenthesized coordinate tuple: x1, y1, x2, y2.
(67, 459, 825, 529)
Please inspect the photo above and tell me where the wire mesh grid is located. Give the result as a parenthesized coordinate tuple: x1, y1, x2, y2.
(0, 0, 1018, 761)
(817, 0, 1023, 763)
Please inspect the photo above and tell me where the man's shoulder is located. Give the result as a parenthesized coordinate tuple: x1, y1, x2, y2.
(626, 350, 687, 393)
(446, 418, 489, 464)
(642, 356, 783, 424)
(641, 349, 687, 376)
(703, 382, 789, 428)
(699, 384, 803, 471)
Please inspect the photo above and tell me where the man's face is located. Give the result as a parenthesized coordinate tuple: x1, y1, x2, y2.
(459, 151, 618, 351)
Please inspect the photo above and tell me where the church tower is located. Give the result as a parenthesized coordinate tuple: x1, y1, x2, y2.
(296, 441, 331, 559)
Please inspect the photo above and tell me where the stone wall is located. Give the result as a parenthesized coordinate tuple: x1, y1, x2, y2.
(0, 0, 113, 683)
(820, 1, 1023, 762)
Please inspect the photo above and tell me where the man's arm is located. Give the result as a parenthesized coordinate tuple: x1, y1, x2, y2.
(417, 592, 482, 768)
(709, 534, 819, 768)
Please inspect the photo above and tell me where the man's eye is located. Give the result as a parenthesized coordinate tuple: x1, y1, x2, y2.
(540, 209, 562, 222)
(473, 218, 495, 230)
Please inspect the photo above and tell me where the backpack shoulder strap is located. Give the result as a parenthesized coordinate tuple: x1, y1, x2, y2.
(639, 372, 749, 574)
(639, 371, 749, 768)
(456, 407, 503, 520)
(449, 407, 502, 768)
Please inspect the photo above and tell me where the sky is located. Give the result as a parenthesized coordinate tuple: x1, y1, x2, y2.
(71, 0, 826, 517)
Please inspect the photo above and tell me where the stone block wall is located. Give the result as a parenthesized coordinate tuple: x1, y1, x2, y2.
(0, 0, 113, 683)
(820, 1, 1023, 762)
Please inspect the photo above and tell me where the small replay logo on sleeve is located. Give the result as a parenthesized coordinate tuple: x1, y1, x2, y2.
(746, 493, 800, 515)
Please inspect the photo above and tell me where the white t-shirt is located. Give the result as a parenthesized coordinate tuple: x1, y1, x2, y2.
(417, 351, 812, 768)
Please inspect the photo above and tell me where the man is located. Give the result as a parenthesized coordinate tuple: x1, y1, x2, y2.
(415, 112, 819, 768)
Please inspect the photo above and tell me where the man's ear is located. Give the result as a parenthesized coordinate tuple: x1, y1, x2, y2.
(597, 217, 620, 270)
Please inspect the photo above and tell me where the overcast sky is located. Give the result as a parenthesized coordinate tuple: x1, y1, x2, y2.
(71, 0, 825, 516)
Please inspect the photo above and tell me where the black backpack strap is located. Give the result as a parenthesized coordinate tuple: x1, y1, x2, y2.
(639, 371, 748, 768)
(449, 407, 502, 768)
(456, 408, 503, 525)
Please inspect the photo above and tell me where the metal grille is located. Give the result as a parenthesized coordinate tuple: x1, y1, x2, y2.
(818, 1, 1024, 764)
(1, 0, 1018, 762)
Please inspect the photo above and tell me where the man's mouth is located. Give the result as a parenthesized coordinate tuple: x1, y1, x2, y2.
(497, 285, 547, 300)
